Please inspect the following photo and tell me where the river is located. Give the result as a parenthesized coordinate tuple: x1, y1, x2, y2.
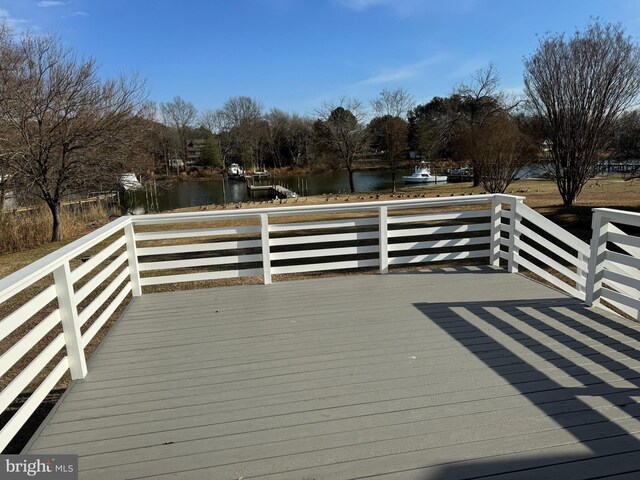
(122, 164, 547, 213)
(122, 169, 419, 213)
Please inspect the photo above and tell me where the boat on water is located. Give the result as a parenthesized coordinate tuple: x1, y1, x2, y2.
(251, 169, 269, 178)
(227, 163, 245, 179)
(402, 162, 447, 183)
(119, 173, 143, 191)
(447, 166, 473, 182)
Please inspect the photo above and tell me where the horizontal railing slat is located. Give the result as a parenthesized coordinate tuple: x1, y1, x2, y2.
(137, 239, 262, 256)
(269, 218, 378, 232)
(607, 230, 640, 253)
(516, 238, 582, 285)
(135, 225, 260, 241)
(270, 245, 379, 261)
(71, 236, 126, 284)
(517, 223, 585, 270)
(518, 203, 589, 256)
(75, 251, 128, 304)
(389, 237, 488, 252)
(389, 249, 488, 265)
(0, 333, 65, 414)
(605, 251, 640, 271)
(269, 231, 379, 247)
(388, 223, 490, 239)
(81, 282, 132, 349)
(138, 254, 264, 272)
(515, 255, 583, 299)
(271, 259, 379, 275)
(0, 310, 60, 379)
(78, 268, 131, 327)
(0, 285, 57, 342)
(140, 268, 264, 286)
(601, 287, 640, 314)
(387, 209, 491, 224)
(602, 269, 640, 296)
(0, 310, 60, 376)
(0, 356, 69, 453)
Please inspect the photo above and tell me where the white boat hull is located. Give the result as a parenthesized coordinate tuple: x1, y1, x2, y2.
(402, 175, 448, 183)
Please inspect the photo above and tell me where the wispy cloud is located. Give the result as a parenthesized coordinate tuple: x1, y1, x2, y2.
(71, 11, 89, 17)
(0, 8, 28, 30)
(338, 0, 478, 16)
(351, 55, 448, 87)
(446, 58, 490, 79)
(338, 0, 423, 16)
(37, 1, 68, 7)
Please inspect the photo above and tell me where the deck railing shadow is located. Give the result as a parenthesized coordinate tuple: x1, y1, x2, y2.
(412, 298, 640, 479)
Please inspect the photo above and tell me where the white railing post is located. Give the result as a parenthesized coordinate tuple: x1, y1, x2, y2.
(124, 222, 142, 297)
(379, 206, 388, 274)
(260, 213, 272, 285)
(489, 196, 502, 267)
(585, 209, 608, 307)
(507, 198, 523, 273)
(53, 261, 87, 379)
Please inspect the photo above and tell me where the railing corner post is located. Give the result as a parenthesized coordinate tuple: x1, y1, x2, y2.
(124, 222, 142, 297)
(585, 210, 607, 307)
(260, 213, 272, 285)
(379, 206, 388, 275)
(53, 261, 87, 380)
(507, 197, 522, 273)
(489, 196, 502, 267)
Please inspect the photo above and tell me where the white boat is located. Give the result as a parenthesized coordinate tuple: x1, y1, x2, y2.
(402, 162, 447, 183)
(227, 163, 244, 178)
(119, 173, 143, 191)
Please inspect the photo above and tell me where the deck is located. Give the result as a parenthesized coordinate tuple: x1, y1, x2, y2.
(25, 267, 640, 479)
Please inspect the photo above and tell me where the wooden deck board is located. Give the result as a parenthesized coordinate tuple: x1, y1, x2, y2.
(26, 267, 640, 479)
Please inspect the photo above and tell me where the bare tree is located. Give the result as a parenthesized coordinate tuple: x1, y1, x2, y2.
(524, 21, 640, 205)
(218, 96, 263, 169)
(455, 63, 510, 186)
(285, 114, 314, 167)
(371, 88, 414, 192)
(160, 96, 197, 169)
(199, 109, 234, 165)
(315, 97, 369, 193)
(371, 87, 414, 118)
(264, 108, 288, 168)
(457, 115, 535, 193)
(0, 28, 149, 241)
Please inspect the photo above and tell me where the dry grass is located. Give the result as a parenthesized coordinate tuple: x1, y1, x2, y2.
(0, 203, 111, 255)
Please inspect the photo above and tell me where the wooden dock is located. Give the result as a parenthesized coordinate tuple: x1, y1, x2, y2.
(247, 182, 297, 199)
(25, 267, 640, 479)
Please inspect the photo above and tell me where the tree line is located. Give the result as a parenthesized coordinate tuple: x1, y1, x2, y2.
(1, 19, 640, 242)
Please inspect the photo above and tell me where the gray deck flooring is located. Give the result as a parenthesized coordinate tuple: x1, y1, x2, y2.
(26, 266, 640, 479)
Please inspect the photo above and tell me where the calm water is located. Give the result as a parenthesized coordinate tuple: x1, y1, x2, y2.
(122, 164, 545, 213)
(122, 169, 424, 213)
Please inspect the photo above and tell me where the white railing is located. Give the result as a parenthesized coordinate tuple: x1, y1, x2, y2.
(498, 196, 590, 300)
(0, 194, 635, 452)
(0, 217, 138, 451)
(586, 208, 640, 320)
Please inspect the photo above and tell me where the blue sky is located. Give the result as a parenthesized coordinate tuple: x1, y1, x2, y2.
(2, 0, 640, 116)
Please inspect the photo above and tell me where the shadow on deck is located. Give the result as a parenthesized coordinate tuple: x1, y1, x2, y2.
(25, 267, 640, 479)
